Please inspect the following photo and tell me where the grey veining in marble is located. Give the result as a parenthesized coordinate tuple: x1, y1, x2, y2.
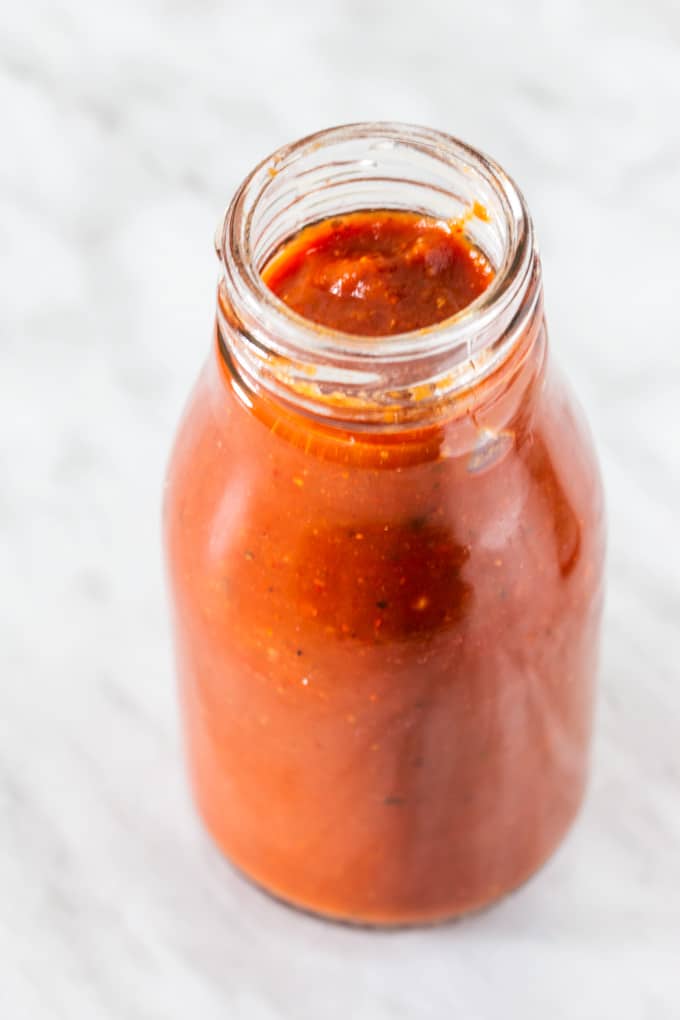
(1, 0, 679, 1016)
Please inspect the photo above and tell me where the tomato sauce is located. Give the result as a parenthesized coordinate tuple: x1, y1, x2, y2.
(262, 210, 494, 335)
(165, 204, 604, 924)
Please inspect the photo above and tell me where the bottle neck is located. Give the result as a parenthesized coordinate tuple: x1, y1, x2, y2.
(215, 123, 544, 431)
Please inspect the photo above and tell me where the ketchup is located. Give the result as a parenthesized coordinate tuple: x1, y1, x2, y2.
(165, 188, 604, 924)
(263, 210, 493, 335)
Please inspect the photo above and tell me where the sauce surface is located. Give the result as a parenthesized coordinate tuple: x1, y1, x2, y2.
(262, 210, 494, 335)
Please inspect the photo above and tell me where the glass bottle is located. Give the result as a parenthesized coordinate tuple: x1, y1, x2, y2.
(164, 123, 605, 925)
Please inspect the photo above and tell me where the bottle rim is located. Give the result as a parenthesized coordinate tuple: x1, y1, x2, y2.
(215, 122, 540, 424)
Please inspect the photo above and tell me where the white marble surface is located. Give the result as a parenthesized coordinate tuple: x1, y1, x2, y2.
(2, 0, 680, 1016)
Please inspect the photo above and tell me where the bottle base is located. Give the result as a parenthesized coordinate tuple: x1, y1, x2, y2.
(196, 797, 585, 929)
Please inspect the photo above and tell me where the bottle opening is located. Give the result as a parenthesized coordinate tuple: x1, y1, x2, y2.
(216, 122, 541, 425)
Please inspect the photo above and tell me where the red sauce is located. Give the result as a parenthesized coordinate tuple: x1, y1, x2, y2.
(263, 209, 494, 335)
(165, 206, 605, 925)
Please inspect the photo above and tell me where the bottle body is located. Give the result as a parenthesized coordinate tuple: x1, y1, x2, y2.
(164, 318, 604, 924)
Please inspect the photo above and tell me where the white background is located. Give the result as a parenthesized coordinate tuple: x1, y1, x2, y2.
(2, 1, 679, 1017)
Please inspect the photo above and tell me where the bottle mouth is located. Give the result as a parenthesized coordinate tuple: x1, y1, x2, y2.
(216, 122, 540, 422)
